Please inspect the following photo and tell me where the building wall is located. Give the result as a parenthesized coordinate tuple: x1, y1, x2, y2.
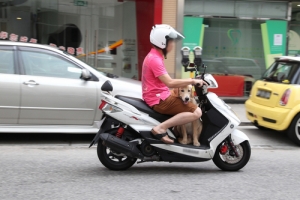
(162, 0, 177, 78)
(136, 0, 163, 80)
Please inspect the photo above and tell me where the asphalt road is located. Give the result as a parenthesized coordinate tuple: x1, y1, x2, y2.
(0, 127, 299, 200)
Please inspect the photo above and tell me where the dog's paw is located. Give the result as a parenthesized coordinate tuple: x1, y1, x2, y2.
(178, 138, 188, 145)
(193, 141, 200, 147)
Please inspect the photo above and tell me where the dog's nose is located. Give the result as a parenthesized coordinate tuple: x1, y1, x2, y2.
(185, 97, 189, 101)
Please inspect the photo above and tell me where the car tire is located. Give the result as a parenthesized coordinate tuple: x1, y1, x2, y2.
(287, 113, 300, 146)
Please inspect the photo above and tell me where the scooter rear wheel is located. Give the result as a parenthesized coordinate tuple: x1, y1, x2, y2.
(97, 130, 137, 170)
(213, 141, 251, 171)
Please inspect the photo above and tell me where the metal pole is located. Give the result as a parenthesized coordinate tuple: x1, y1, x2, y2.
(286, 1, 292, 56)
(175, 0, 185, 79)
(94, 30, 98, 68)
(85, 29, 88, 63)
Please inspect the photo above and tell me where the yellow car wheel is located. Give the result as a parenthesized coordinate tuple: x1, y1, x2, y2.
(287, 113, 300, 146)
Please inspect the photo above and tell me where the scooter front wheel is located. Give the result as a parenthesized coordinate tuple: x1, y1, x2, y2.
(213, 141, 251, 171)
(97, 130, 137, 171)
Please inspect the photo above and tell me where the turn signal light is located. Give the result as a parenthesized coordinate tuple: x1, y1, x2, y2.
(280, 89, 291, 106)
(99, 100, 122, 113)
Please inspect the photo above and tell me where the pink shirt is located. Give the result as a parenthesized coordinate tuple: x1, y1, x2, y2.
(142, 48, 170, 107)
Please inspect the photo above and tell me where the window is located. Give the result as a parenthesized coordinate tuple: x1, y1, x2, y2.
(0, 50, 14, 74)
(204, 60, 227, 74)
(262, 61, 299, 83)
(20, 51, 82, 79)
(216, 58, 257, 67)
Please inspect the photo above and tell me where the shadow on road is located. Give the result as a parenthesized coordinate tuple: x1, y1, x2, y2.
(85, 164, 233, 175)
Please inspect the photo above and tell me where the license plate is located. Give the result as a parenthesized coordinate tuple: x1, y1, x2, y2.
(256, 90, 271, 99)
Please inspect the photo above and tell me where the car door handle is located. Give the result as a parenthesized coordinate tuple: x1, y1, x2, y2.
(23, 80, 39, 85)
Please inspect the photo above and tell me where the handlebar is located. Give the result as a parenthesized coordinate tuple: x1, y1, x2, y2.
(195, 79, 210, 87)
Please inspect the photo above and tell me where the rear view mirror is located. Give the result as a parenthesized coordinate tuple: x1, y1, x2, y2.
(81, 69, 91, 80)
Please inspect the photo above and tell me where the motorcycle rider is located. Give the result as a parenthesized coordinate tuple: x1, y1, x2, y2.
(142, 24, 206, 144)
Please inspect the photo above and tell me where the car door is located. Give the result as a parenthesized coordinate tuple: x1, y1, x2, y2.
(0, 45, 20, 124)
(18, 47, 98, 125)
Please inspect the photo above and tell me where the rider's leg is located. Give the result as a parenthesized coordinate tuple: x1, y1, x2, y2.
(152, 107, 202, 143)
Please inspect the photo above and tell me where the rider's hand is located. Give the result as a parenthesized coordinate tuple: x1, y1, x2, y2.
(192, 79, 207, 87)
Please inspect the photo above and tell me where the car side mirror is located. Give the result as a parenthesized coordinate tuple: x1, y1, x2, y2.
(81, 69, 91, 80)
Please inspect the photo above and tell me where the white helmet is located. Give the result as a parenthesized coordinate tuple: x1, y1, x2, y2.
(150, 24, 184, 58)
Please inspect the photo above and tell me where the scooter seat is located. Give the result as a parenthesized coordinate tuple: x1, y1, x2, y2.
(115, 95, 172, 122)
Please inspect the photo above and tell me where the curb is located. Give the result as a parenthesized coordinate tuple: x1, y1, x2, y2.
(239, 122, 253, 126)
(221, 97, 248, 104)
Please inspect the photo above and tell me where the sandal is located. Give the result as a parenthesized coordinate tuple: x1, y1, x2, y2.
(151, 129, 174, 144)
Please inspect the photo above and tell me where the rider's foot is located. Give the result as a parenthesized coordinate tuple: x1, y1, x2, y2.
(151, 128, 174, 144)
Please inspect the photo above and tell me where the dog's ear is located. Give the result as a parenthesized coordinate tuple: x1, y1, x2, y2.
(173, 88, 179, 97)
(173, 88, 178, 97)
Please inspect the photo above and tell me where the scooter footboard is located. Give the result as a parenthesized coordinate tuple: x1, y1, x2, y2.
(231, 129, 250, 145)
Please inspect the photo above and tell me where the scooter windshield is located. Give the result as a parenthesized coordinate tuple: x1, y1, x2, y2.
(204, 74, 218, 88)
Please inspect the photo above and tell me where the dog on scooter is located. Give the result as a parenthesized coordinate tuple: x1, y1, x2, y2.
(173, 85, 203, 146)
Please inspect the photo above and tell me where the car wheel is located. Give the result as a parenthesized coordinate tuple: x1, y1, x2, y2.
(287, 113, 300, 146)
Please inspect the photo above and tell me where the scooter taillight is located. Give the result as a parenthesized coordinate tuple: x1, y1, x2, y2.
(99, 100, 107, 110)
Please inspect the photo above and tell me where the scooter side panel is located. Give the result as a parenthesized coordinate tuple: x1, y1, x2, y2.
(154, 147, 211, 162)
(151, 144, 212, 159)
(200, 108, 229, 146)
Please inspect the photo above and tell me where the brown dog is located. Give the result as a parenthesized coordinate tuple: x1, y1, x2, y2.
(173, 85, 203, 146)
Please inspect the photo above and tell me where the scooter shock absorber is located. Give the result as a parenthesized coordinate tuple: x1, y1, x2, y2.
(227, 137, 240, 157)
(116, 125, 125, 138)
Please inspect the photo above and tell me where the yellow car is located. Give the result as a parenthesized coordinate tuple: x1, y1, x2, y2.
(245, 56, 300, 146)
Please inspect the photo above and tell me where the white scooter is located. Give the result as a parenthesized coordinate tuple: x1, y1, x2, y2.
(89, 50, 251, 171)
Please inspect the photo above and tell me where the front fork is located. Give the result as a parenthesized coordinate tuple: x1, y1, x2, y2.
(219, 136, 240, 157)
(227, 136, 240, 157)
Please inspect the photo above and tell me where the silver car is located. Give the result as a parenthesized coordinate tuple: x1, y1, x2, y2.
(0, 41, 142, 133)
(214, 57, 262, 80)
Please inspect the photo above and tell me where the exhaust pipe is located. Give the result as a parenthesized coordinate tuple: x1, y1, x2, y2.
(100, 133, 144, 159)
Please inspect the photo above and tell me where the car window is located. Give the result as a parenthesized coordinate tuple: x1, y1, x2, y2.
(20, 51, 82, 79)
(204, 61, 226, 74)
(0, 50, 14, 74)
(262, 62, 299, 83)
(217, 59, 255, 67)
